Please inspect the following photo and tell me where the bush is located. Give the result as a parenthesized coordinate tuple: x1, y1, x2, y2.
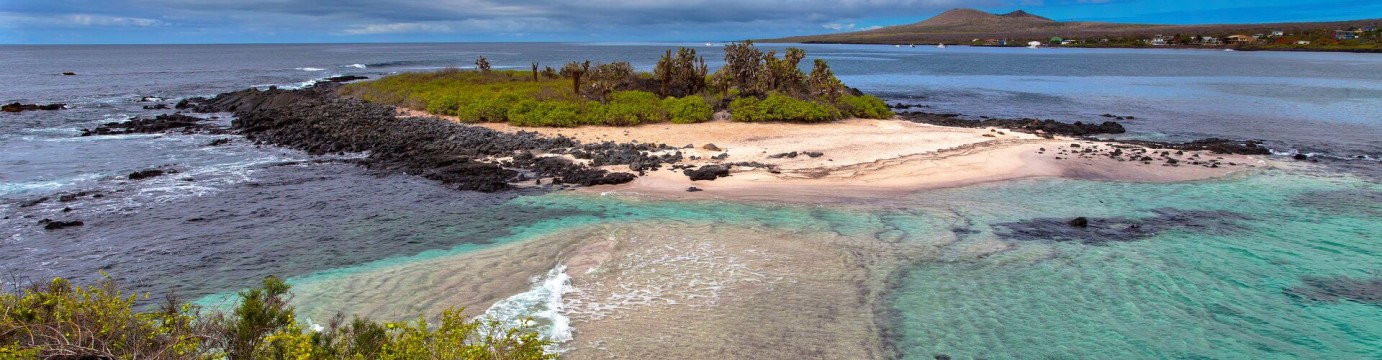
(603, 91, 666, 126)
(0, 276, 209, 359)
(663, 96, 714, 124)
(731, 93, 839, 123)
(0, 276, 554, 359)
(838, 94, 893, 119)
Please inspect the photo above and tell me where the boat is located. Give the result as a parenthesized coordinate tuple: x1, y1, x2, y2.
(1027, 41, 1042, 49)
(937, 44, 946, 49)
(895, 44, 901, 48)
(1224, 48, 1236, 52)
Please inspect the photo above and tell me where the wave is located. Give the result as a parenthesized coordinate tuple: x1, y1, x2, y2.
(346, 64, 367, 69)
(364, 60, 433, 68)
(480, 264, 574, 351)
(296, 67, 327, 72)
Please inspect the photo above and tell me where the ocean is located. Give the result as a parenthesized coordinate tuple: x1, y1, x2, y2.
(2, 43, 1379, 358)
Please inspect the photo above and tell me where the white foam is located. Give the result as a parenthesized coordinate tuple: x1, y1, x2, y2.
(346, 64, 367, 69)
(296, 67, 327, 72)
(479, 264, 575, 351)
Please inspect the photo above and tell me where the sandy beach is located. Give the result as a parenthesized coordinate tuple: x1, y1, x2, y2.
(456, 114, 1274, 202)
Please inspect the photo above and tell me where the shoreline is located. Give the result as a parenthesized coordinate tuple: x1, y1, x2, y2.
(411, 110, 1278, 203)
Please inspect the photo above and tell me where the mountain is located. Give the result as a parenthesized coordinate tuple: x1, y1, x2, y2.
(764, 8, 1380, 44)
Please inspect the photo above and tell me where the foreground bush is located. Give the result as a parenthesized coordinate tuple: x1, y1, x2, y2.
(731, 93, 840, 123)
(0, 275, 552, 359)
(662, 96, 714, 124)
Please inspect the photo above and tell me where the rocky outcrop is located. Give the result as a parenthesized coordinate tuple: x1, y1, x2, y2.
(3, 102, 65, 112)
(128, 169, 173, 180)
(39, 219, 84, 230)
(684, 165, 730, 181)
(899, 112, 1126, 136)
(204, 84, 652, 192)
(80, 113, 224, 136)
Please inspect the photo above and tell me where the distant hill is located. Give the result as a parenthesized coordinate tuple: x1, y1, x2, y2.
(764, 8, 1381, 44)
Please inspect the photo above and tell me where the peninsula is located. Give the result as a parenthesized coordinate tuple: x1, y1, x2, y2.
(765, 8, 1382, 52)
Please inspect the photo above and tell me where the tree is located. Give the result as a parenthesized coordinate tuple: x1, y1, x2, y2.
(559, 61, 590, 96)
(723, 41, 766, 96)
(654, 48, 709, 97)
(808, 59, 844, 102)
(475, 56, 491, 73)
(586, 62, 637, 101)
(531, 62, 540, 82)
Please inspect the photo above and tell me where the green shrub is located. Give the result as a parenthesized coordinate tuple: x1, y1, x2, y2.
(0, 276, 554, 359)
(0, 276, 209, 359)
(838, 94, 893, 119)
(732, 93, 839, 123)
(663, 96, 714, 124)
(603, 91, 666, 126)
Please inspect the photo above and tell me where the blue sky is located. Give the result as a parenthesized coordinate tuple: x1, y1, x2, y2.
(1, 0, 1379, 44)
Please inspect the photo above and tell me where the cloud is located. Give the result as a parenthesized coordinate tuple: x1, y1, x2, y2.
(822, 23, 856, 31)
(340, 22, 452, 35)
(65, 14, 163, 27)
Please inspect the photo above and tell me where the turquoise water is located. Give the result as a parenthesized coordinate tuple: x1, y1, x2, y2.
(254, 167, 1382, 358)
(889, 172, 1382, 359)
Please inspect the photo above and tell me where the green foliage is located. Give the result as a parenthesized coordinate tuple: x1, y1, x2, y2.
(731, 93, 840, 123)
(1, 276, 553, 359)
(602, 91, 666, 126)
(585, 62, 638, 100)
(663, 96, 714, 124)
(224, 276, 295, 359)
(343, 43, 884, 127)
(838, 94, 893, 119)
(0, 275, 210, 359)
(654, 48, 709, 97)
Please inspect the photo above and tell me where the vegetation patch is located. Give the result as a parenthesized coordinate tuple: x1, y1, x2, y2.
(342, 42, 892, 127)
(0, 275, 552, 359)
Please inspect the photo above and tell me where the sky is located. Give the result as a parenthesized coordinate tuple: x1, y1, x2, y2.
(1, 0, 1379, 44)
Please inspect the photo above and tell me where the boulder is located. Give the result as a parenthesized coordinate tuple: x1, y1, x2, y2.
(683, 165, 730, 181)
(3, 102, 65, 112)
(128, 169, 168, 180)
(39, 219, 84, 230)
(1069, 217, 1089, 228)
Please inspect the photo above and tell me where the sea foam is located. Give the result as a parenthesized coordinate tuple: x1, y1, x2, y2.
(296, 67, 326, 72)
(480, 264, 575, 350)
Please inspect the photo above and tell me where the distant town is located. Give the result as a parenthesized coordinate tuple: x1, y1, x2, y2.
(983, 26, 1380, 51)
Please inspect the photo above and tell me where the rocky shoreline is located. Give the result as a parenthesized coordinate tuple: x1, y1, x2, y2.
(176, 83, 677, 192)
(898, 111, 1276, 155)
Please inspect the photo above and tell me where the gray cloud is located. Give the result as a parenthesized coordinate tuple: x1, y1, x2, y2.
(2, 0, 1010, 42)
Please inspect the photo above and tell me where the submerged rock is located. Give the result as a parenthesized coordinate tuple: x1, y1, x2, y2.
(992, 209, 1250, 245)
(1286, 276, 1382, 304)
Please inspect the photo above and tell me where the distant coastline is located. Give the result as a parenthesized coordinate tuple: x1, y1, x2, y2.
(765, 8, 1381, 54)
